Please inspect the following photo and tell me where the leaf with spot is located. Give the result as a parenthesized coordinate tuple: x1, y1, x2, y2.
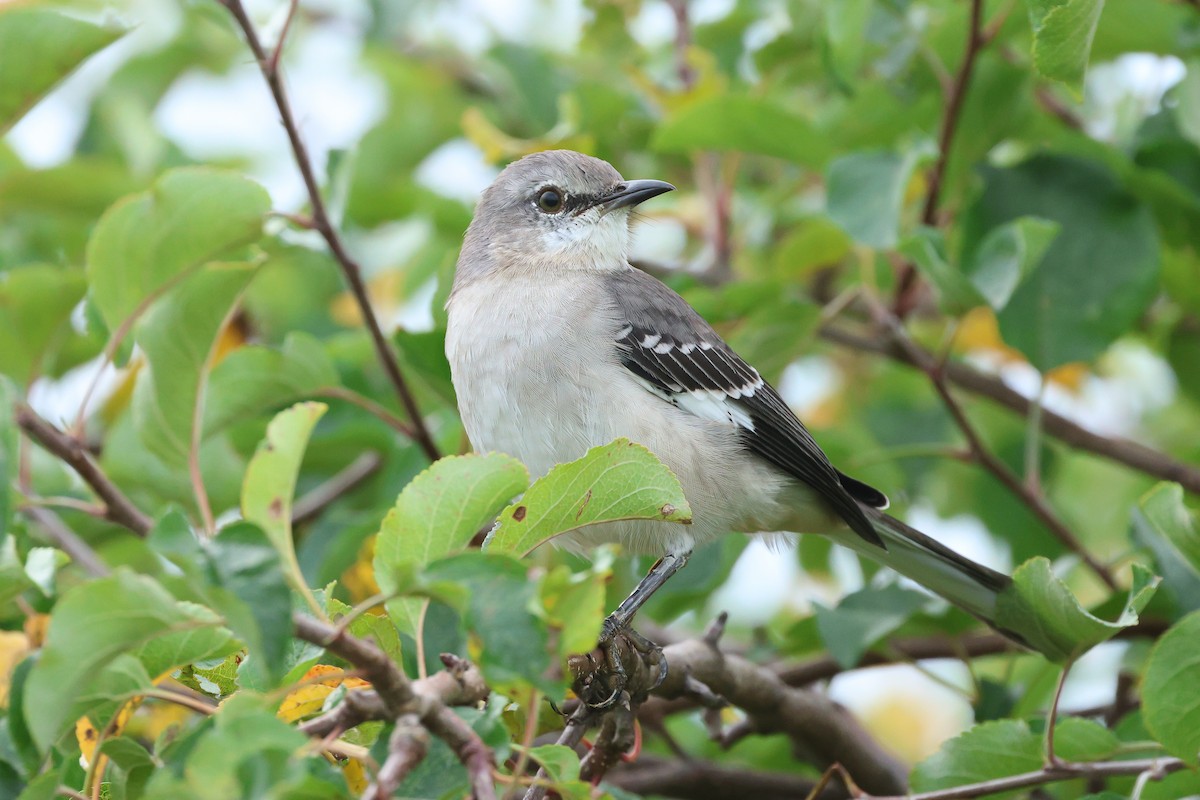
(242, 402, 328, 616)
(485, 438, 692, 558)
(374, 453, 529, 636)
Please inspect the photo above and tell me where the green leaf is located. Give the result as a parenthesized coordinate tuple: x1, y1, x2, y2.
(541, 560, 610, 659)
(485, 438, 691, 558)
(86, 167, 270, 331)
(0, 265, 87, 381)
(208, 522, 294, 685)
(963, 156, 1160, 370)
(1142, 610, 1200, 765)
(0, 8, 124, 133)
(135, 602, 238, 678)
(1053, 717, 1120, 761)
(900, 228, 986, 313)
(422, 553, 553, 692)
(241, 402, 328, 616)
(652, 93, 830, 167)
(1027, 0, 1106, 96)
(0, 377, 17, 552)
(822, 0, 872, 86)
(375, 453, 529, 635)
(911, 719, 1042, 792)
(826, 147, 931, 249)
(995, 557, 1159, 662)
(518, 744, 580, 784)
(328, 596, 403, 667)
(132, 261, 259, 465)
(25, 569, 225, 750)
(1133, 483, 1200, 613)
(965, 217, 1060, 311)
(203, 332, 339, 437)
(815, 584, 931, 668)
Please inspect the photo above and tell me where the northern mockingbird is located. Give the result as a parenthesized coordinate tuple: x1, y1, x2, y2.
(447, 150, 1013, 699)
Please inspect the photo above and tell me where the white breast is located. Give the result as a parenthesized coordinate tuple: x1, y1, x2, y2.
(445, 273, 789, 556)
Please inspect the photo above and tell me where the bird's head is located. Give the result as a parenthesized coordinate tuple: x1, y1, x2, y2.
(455, 150, 673, 287)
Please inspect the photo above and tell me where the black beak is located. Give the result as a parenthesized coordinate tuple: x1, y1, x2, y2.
(597, 179, 675, 214)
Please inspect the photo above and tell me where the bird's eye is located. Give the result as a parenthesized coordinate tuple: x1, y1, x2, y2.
(536, 188, 564, 213)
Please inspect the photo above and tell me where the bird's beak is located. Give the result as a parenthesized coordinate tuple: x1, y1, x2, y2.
(596, 179, 675, 215)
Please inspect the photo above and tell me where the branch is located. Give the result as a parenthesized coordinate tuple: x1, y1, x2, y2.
(874, 314, 1118, 590)
(896, 0, 986, 315)
(218, 0, 440, 463)
(292, 451, 382, 524)
(609, 756, 840, 800)
(921, 0, 985, 226)
(819, 325, 1200, 494)
(866, 756, 1185, 800)
(292, 615, 496, 799)
(16, 405, 153, 537)
(20, 506, 110, 578)
(366, 714, 428, 800)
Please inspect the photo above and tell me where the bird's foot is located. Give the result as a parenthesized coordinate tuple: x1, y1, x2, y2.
(570, 619, 667, 711)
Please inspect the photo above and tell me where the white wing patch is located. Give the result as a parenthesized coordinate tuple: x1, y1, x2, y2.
(676, 389, 756, 430)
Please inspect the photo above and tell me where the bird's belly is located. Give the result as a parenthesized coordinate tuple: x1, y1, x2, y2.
(447, 278, 791, 556)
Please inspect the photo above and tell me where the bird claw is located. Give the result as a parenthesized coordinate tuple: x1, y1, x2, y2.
(575, 619, 667, 710)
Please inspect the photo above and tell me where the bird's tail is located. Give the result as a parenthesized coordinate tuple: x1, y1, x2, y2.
(829, 507, 1018, 639)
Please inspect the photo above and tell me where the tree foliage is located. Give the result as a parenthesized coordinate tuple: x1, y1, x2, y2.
(1, 0, 1199, 798)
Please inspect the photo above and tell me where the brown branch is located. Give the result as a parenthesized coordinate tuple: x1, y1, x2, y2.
(19, 507, 110, 578)
(218, 0, 440, 463)
(819, 325, 1200, 494)
(292, 616, 496, 799)
(16, 405, 153, 536)
(366, 714, 428, 800)
(292, 451, 382, 524)
(874, 314, 1119, 590)
(921, 0, 985, 226)
(896, 0, 986, 315)
(521, 705, 593, 800)
(866, 756, 1185, 800)
(609, 756, 841, 800)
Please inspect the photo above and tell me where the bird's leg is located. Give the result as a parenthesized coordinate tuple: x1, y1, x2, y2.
(585, 550, 690, 709)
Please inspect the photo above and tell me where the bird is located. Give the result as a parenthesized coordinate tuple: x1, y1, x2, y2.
(446, 150, 1016, 702)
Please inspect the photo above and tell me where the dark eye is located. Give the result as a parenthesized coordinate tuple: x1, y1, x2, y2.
(536, 188, 563, 213)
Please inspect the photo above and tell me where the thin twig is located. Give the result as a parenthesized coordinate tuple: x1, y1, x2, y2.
(1044, 659, 1073, 766)
(874, 312, 1119, 590)
(818, 324, 1200, 494)
(16, 406, 153, 536)
(19, 507, 110, 578)
(219, 0, 440, 462)
(292, 451, 382, 524)
(896, 0, 987, 315)
(866, 756, 1185, 800)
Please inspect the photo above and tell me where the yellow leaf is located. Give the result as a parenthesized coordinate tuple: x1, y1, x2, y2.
(343, 758, 369, 793)
(277, 665, 371, 723)
(0, 629, 30, 706)
(341, 536, 381, 605)
(76, 700, 137, 768)
(276, 683, 334, 723)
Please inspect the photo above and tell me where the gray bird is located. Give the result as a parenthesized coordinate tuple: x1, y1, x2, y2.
(446, 150, 1014, 699)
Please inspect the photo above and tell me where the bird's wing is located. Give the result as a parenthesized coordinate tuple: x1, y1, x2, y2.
(605, 268, 886, 548)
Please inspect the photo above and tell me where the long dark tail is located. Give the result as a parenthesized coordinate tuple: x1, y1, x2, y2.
(828, 507, 1016, 636)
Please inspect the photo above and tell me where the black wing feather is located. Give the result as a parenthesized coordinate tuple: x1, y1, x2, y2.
(606, 269, 886, 549)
